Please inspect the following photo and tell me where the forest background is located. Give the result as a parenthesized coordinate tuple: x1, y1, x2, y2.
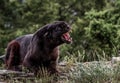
(0, 0, 120, 62)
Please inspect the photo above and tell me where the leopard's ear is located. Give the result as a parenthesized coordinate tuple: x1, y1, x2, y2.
(33, 24, 50, 38)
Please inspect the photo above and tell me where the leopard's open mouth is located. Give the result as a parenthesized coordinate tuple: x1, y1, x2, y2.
(61, 32, 72, 44)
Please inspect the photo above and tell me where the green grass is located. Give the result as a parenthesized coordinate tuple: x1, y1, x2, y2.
(1, 52, 120, 83)
(68, 61, 113, 83)
(1, 61, 120, 83)
(61, 54, 120, 83)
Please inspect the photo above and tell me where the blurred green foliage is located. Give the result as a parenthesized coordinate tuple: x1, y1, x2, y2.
(0, 0, 120, 61)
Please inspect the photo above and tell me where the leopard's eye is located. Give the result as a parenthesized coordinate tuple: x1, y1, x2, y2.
(61, 24, 66, 28)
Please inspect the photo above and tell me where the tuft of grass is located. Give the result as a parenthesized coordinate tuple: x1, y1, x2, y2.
(0, 66, 58, 83)
(1, 61, 120, 83)
(66, 61, 120, 83)
(1, 48, 120, 83)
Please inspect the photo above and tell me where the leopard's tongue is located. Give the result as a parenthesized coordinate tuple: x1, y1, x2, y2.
(62, 32, 71, 42)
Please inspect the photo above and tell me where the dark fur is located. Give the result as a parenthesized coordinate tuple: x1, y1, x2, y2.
(5, 40, 20, 70)
(5, 21, 71, 74)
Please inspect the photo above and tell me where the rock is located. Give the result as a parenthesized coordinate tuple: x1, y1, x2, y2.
(111, 57, 120, 64)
